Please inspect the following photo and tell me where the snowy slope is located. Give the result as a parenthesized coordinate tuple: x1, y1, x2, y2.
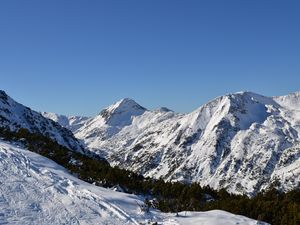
(0, 140, 267, 225)
(0, 90, 83, 152)
(50, 91, 300, 195)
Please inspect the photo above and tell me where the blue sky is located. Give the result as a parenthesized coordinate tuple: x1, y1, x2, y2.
(0, 0, 299, 116)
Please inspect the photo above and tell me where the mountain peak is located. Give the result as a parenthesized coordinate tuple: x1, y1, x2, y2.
(118, 97, 137, 103)
(113, 98, 147, 111)
(99, 98, 147, 127)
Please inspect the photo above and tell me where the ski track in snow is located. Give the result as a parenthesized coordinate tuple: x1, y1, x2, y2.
(0, 141, 267, 225)
(0, 142, 140, 225)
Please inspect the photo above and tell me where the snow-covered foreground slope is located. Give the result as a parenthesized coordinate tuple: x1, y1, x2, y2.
(0, 141, 266, 225)
(44, 91, 300, 195)
(0, 90, 83, 152)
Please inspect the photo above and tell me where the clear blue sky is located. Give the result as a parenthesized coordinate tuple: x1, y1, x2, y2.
(0, 0, 299, 116)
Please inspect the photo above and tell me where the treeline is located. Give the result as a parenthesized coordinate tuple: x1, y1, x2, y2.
(0, 127, 299, 225)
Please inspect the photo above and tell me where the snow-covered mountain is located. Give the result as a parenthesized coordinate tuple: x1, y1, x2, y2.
(77, 98, 147, 141)
(41, 112, 89, 132)
(43, 92, 300, 195)
(0, 90, 83, 152)
(0, 140, 268, 225)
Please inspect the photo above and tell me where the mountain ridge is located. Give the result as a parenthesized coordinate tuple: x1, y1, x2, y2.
(0, 90, 84, 152)
(39, 91, 300, 195)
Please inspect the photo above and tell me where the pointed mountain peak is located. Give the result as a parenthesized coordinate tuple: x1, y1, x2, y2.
(102, 98, 147, 116)
(118, 97, 137, 104)
(99, 98, 147, 127)
(111, 98, 147, 111)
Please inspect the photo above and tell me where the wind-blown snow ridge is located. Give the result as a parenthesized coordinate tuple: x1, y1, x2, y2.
(0, 90, 83, 152)
(0, 140, 267, 225)
(43, 91, 300, 195)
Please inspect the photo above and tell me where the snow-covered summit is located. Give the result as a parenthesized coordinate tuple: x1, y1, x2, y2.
(99, 98, 147, 127)
(64, 98, 148, 145)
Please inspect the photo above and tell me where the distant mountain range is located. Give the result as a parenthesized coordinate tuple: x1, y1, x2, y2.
(40, 91, 300, 195)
